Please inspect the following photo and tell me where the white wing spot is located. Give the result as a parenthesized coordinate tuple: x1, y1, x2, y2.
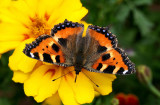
(30, 53, 34, 58)
(123, 70, 128, 74)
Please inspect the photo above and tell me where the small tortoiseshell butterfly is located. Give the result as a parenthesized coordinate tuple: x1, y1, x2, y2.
(23, 19, 135, 77)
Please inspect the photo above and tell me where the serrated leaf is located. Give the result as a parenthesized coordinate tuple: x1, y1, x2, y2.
(116, 4, 130, 22)
(133, 9, 153, 36)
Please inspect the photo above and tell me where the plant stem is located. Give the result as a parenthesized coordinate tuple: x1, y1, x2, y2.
(147, 82, 160, 98)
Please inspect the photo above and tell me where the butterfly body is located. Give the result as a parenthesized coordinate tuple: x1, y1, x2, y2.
(23, 19, 135, 75)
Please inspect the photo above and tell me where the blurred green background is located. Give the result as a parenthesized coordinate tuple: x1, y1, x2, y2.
(0, 0, 160, 105)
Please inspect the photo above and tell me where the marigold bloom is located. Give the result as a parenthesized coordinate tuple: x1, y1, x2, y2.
(115, 93, 139, 105)
(0, 0, 116, 105)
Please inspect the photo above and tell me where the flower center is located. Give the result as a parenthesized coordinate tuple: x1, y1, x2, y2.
(27, 15, 51, 38)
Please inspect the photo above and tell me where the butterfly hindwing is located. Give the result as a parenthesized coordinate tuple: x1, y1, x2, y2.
(91, 48, 135, 74)
(84, 25, 135, 75)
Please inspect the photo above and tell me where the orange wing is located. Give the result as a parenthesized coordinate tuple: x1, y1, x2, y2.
(23, 35, 68, 66)
(23, 20, 84, 67)
(87, 25, 117, 51)
(91, 48, 135, 74)
(50, 19, 84, 47)
(84, 25, 135, 75)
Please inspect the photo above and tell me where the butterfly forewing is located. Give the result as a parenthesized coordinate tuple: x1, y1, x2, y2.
(51, 19, 84, 47)
(23, 20, 84, 67)
(23, 35, 68, 66)
(84, 25, 135, 75)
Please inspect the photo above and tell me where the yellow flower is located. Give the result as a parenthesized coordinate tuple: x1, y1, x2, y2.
(43, 93, 61, 105)
(10, 23, 116, 105)
(0, 0, 116, 105)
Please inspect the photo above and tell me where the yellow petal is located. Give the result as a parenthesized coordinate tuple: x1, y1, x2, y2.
(11, 0, 35, 18)
(47, 0, 88, 26)
(54, 7, 88, 24)
(43, 93, 61, 105)
(37, 0, 63, 18)
(23, 0, 39, 17)
(0, 14, 19, 24)
(94, 91, 100, 97)
(0, 41, 21, 53)
(0, 23, 28, 41)
(9, 38, 38, 73)
(0, 0, 11, 8)
(64, 67, 95, 104)
(12, 71, 30, 83)
(80, 21, 91, 37)
(58, 74, 79, 105)
(0, 6, 31, 25)
(24, 65, 62, 102)
(83, 69, 116, 95)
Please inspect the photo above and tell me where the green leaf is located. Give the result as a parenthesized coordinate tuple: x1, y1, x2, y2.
(133, 0, 152, 6)
(133, 9, 153, 36)
(0, 98, 11, 105)
(116, 4, 130, 22)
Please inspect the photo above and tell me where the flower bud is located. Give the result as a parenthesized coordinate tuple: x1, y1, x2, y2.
(136, 65, 152, 84)
(111, 98, 119, 105)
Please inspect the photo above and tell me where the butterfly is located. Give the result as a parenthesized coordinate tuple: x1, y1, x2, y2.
(23, 19, 135, 78)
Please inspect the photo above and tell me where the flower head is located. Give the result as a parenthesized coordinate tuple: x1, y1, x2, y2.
(115, 93, 139, 105)
(0, 0, 88, 54)
(0, 0, 116, 105)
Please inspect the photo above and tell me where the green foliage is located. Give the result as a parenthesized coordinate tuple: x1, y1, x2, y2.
(0, 98, 11, 105)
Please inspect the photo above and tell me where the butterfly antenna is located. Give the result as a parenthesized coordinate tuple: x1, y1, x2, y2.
(52, 70, 75, 81)
(75, 74, 77, 82)
(82, 71, 99, 87)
